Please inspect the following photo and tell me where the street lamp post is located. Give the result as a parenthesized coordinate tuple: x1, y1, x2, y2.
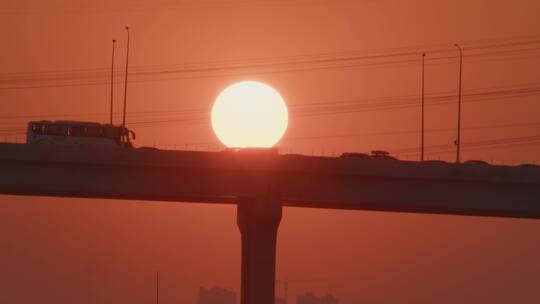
(421, 53, 426, 161)
(454, 44, 463, 164)
(122, 26, 130, 129)
(110, 39, 116, 125)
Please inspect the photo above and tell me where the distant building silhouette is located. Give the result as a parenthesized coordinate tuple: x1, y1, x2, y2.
(275, 298, 286, 304)
(297, 292, 338, 304)
(196, 286, 236, 304)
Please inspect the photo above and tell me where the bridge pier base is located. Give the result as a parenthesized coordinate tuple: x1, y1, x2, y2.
(237, 196, 282, 304)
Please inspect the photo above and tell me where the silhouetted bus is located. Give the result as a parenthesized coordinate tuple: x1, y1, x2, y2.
(26, 120, 135, 147)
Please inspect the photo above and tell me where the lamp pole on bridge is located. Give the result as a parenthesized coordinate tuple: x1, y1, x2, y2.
(454, 43, 463, 164)
(421, 52, 426, 161)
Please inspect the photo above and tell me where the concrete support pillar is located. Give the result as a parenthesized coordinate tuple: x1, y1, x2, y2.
(237, 196, 282, 304)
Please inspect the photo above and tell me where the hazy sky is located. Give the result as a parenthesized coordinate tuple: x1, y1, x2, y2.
(1, 1, 540, 303)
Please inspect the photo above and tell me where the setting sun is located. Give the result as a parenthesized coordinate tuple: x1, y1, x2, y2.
(211, 81, 288, 148)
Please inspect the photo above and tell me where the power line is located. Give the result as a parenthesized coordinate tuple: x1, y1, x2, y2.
(2, 37, 540, 90)
(4, 34, 540, 77)
(280, 121, 540, 142)
(3, 44, 539, 86)
(1, 83, 540, 133)
(2, 81, 540, 118)
(392, 135, 540, 155)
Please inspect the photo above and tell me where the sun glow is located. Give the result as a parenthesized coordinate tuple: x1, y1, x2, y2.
(211, 81, 288, 148)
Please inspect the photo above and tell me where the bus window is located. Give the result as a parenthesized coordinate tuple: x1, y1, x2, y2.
(48, 125, 68, 136)
(103, 127, 121, 138)
(31, 123, 43, 134)
(84, 126, 103, 137)
(40, 124, 49, 134)
(68, 126, 84, 137)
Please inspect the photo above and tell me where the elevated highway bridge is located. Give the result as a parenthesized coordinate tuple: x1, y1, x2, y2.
(1, 143, 540, 304)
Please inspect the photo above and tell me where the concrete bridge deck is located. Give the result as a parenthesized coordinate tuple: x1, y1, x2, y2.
(1, 143, 539, 218)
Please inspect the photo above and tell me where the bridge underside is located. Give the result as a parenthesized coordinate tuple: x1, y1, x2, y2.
(2, 143, 540, 304)
(1, 144, 540, 219)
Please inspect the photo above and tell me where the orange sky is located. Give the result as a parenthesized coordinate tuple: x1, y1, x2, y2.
(1, 1, 540, 303)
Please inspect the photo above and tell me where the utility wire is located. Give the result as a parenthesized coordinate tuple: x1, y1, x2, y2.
(1, 81, 539, 120)
(1, 83, 540, 133)
(2, 37, 540, 90)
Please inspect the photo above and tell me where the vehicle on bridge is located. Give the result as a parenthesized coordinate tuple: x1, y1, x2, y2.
(340, 150, 398, 161)
(370, 150, 398, 160)
(464, 159, 490, 166)
(26, 120, 136, 148)
(340, 152, 371, 159)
